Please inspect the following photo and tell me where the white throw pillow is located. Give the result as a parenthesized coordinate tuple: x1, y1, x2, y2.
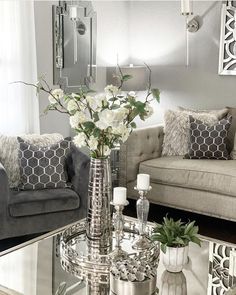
(178, 106, 229, 119)
(162, 110, 223, 156)
(0, 133, 63, 188)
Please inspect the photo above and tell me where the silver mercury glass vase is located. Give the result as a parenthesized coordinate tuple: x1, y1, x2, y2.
(86, 157, 112, 249)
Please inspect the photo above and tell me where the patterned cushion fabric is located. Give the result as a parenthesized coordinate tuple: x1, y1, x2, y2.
(0, 133, 63, 188)
(162, 110, 223, 156)
(184, 116, 232, 160)
(18, 137, 71, 190)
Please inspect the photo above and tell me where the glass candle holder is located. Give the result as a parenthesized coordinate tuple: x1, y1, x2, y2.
(132, 186, 152, 250)
(110, 201, 129, 261)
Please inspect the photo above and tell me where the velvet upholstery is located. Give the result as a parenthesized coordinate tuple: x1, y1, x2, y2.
(0, 147, 90, 240)
(9, 189, 80, 217)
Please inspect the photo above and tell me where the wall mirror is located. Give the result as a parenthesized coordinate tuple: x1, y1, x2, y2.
(52, 0, 97, 92)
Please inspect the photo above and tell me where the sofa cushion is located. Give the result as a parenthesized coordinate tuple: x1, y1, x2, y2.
(162, 109, 222, 157)
(184, 115, 232, 160)
(9, 188, 80, 217)
(18, 137, 71, 190)
(139, 156, 236, 197)
(0, 133, 63, 188)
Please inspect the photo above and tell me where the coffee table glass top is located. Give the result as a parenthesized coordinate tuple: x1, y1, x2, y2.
(0, 216, 235, 295)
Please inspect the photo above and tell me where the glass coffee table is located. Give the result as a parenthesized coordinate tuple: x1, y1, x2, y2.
(0, 216, 235, 295)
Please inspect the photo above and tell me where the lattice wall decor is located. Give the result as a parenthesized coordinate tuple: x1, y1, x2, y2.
(219, 1, 236, 75)
(208, 242, 236, 295)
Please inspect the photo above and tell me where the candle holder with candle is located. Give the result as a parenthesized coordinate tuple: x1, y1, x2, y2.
(132, 174, 152, 250)
(110, 200, 129, 261)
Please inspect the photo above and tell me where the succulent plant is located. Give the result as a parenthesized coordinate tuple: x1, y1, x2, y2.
(151, 216, 201, 253)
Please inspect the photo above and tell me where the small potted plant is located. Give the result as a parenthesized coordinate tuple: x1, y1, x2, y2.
(151, 216, 201, 273)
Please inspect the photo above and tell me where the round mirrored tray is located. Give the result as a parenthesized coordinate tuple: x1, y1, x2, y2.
(60, 218, 160, 286)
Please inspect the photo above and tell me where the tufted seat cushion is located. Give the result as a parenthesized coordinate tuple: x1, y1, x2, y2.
(139, 156, 236, 197)
(9, 188, 80, 217)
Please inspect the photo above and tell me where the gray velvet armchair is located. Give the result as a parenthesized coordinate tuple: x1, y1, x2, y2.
(0, 146, 90, 240)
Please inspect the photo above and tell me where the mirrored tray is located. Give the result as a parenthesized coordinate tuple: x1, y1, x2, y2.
(60, 218, 159, 285)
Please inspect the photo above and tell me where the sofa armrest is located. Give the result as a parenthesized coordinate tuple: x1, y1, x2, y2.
(0, 162, 10, 225)
(119, 124, 164, 186)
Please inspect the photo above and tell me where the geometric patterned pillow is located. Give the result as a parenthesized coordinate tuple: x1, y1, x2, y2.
(184, 115, 232, 160)
(17, 137, 71, 190)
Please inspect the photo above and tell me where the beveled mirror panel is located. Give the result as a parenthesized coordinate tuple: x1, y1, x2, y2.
(53, 1, 97, 92)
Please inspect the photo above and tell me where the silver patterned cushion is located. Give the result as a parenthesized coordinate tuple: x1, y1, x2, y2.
(17, 137, 71, 190)
(184, 116, 232, 160)
(162, 109, 227, 156)
(0, 133, 63, 188)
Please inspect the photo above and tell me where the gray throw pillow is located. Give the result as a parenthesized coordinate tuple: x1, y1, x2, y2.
(0, 133, 63, 188)
(18, 137, 71, 190)
(162, 110, 222, 156)
(184, 116, 232, 160)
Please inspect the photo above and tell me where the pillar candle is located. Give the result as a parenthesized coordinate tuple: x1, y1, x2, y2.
(113, 187, 127, 205)
(137, 174, 150, 190)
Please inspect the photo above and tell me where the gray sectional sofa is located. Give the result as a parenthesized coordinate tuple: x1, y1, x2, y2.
(120, 125, 236, 222)
(0, 146, 90, 240)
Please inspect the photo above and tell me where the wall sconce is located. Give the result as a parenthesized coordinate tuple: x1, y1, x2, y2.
(181, 0, 199, 66)
(107, 64, 148, 92)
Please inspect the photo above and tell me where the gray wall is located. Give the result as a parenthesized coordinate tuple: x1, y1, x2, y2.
(34, 1, 236, 134)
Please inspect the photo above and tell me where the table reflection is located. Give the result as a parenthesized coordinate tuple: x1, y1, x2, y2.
(160, 271, 187, 295)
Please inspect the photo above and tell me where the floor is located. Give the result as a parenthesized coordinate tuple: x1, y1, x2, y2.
(0, 202, 235, 253)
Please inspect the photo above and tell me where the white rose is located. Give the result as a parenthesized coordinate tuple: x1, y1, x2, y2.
(86, 95, 96, 109)
(96, 109, 118, 130)
(70, 112, 80, 128)
(144, 103, 154, 119)
(104, 85, 119, 96)
(113, 124, 130, 142)
(73, 133, 87, 148)
(52, 88, 64, 98)
(71, 93, 79, 98)
(103, 145, 111, 156)
(88, 136, 98, 150)
(96, 94, 108, 109)
(70, 111, 90, 128)
(128, 91, 136, 97)
(67, 100, 78, 113)
(48, 88, 64, 104)
(48, 95, 57, 105)
(115, 107, 129, 122)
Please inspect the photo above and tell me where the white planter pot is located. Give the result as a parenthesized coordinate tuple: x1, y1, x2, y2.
(162, 245, 189, 273)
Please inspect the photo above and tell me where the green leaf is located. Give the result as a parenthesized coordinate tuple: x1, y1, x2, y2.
(161, 243, 167, 254)
(109, 97, 118, 102)
(184, 221, 195, 235)
(130, 122, 137, 128)
(191, 236, 202, 247)
(83, 121, 95, 130)
(151, 88, 160, 103)
(93, 128, 101, 137)
(93, 112, 99, 122)
(122, 74, 133, 81)
(43, 105, 54, 114)
(111, 104, 120, 110)
(135, 101, 146, 113)
(175, 237, 186, 246)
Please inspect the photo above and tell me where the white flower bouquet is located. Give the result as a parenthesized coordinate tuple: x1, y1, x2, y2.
(23, 67, 160, 158)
